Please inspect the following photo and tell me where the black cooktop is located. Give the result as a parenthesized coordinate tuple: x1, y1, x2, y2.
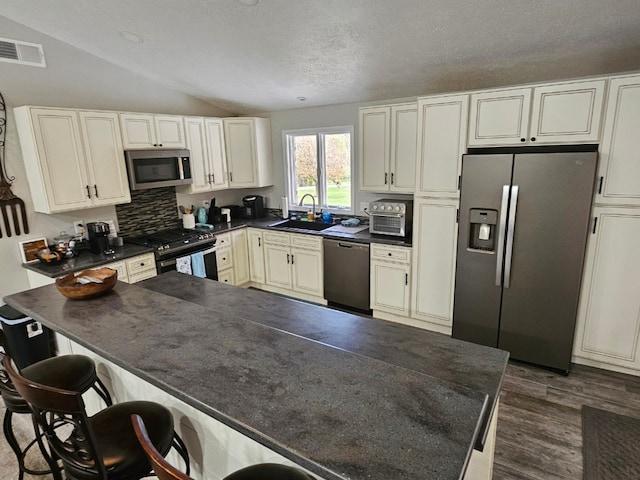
(125, 227, 216, 256)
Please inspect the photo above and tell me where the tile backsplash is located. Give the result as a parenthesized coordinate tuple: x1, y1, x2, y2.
(116, 187, 179, 237)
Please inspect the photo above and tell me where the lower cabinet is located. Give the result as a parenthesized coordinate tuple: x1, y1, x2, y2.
(370, 244, 412, 317)
(106, 252, 157, 284)
(573, 206, 640, 374)
(263, 231, 324, 301)
(215, 230, 250, 286)
(247, 228, 266, 284)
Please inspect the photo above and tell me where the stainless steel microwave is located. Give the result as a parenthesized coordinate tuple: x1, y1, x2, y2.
(124, 149, 192, 190)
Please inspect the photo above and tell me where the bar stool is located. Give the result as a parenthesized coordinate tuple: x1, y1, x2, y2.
(3, 356, 190, 480)
(132, 414, 316, 480)
(1, 332, 113, 480)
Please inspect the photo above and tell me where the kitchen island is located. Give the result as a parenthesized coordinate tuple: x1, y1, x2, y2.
(3, 273, 508, 480)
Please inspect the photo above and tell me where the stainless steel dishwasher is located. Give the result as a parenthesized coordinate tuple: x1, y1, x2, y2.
(323, 238, 370, 312)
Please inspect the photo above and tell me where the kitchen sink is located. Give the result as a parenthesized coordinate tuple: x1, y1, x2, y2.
(268, 219, 333, 232)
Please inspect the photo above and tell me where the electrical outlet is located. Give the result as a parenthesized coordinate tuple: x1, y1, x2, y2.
(202, 200, 210, 208)
(359, 202, 369, 213)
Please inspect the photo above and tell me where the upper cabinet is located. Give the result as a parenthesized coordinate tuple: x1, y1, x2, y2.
(595, 74, 640, 206)
(223, 117, 273, 189)
(468, 79, 606, 146)
(120, 113, 186, 149)
(359, 103, 417, 193)
(14, 107, 130, 213)
(178, 117, 228, 194)
(415, 94, 468, 197)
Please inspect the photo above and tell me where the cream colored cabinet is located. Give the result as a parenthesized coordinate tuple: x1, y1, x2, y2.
(105, 252, 156, 284)
(263, 231, 323, 299)
(370, 244, 412, 317)
(359, 103, 417, 192)
(14, 107, 130, 213)
(231, 229, 250, 285)
(178, 117, 228, 194)
(120, 113, 186, 149)
(215, 230, 250, 286)
(247, 228, 266, 284)
(573, 207, 640, 374)
(468, 79, 606, 146)
(215, 232, 234, 282)
(410, 198, 459, 334)
(416, 94, 469, 197)
(596, 74, 640, 206)
(223, 117, 273, 188)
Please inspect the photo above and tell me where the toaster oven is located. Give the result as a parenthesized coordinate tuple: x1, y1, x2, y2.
(369, 198, 413, 237)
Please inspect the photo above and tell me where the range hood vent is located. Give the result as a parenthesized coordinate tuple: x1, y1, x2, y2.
(0, 37, 46, 67)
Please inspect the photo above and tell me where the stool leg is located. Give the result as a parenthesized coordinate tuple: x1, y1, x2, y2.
(3, 410, 25, 480)
(91, 377, 113, 406)
(3, 409, 62, 480)
(30, 414, 63, 480)
(171, 431, 191, 476)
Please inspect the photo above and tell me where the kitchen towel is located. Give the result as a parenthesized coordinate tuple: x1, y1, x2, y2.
(191, 252, 206, 278)
(176, 256, 192, 275)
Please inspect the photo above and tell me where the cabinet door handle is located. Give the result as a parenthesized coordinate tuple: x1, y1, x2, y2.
(520, 138, 526, 142)
(384, 172, 388, 185)
(405, 273, 408, 285)
(287, 253, 290, 264)
(530, 137, 536, 142)
(94, 185, 98, 197)
(592, 217, 598, 234)
(86, 185, 91, 198)
(229, 172, 233, 182)
(211, 173, 215, 184)
(391, 172, 394, 185)
(598, 176, 604, 194)
(291, 254, 294, 265)
(258, 237, 261, 247)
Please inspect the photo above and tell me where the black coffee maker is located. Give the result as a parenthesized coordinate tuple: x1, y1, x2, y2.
(86, 222, 112, 254)
(241, 195, 266, 219)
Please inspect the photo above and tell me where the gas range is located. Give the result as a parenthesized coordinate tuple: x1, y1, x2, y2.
(125, 227, 216, 259)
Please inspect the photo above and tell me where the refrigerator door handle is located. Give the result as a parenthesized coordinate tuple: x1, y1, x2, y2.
(504, 185, 519, 288)
(496, 185, 510, 286)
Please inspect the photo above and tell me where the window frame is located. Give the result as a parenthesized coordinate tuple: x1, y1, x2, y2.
(282, 125, 355, 215)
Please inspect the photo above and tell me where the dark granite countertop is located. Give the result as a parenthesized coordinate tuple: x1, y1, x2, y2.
(3, 273, 507, 480)
(208, 217, 413, 247)
(22, 244, 154, 278)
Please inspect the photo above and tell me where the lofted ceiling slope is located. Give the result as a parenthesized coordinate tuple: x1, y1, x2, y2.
(2, 0, 640, 114)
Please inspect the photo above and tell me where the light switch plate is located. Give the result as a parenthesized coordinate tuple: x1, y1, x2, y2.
(359, 202, 369, 213)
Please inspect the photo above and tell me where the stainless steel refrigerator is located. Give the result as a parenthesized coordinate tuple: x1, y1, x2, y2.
(452, 148, 598, 372)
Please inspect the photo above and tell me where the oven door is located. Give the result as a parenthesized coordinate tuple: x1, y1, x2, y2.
(157, 245, 219, 281)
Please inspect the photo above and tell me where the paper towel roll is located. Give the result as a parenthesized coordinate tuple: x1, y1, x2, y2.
(282, 197, 289, 219)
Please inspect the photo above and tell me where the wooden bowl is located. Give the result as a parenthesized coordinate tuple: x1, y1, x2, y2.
(55, 267, 118, 300)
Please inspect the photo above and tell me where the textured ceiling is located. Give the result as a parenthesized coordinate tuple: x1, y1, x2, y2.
(2, 0, 640, 114)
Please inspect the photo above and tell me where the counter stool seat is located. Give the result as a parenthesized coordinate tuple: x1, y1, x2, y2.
(1, 333, 113, 480)
(132, 414, 315, 480)
(3, 356, 189, 480)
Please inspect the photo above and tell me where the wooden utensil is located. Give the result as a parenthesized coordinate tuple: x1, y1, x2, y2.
(0, 91, 29, 238)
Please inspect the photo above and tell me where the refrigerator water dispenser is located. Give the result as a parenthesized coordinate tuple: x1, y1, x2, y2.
(468, 209, 497, 251)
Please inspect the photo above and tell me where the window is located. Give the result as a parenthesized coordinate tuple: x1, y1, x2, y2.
(284, 126, 354, 213)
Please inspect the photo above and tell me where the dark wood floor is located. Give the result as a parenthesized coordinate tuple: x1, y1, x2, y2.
(2, 360, 640, 479)
(493, 361, 640, 480)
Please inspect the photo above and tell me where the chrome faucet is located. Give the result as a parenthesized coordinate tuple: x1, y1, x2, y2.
(299, 193, 316, 219)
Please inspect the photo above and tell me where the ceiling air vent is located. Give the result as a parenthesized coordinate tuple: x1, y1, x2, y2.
(0, 37, 46, 67)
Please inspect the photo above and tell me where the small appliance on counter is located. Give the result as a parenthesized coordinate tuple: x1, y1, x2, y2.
(222, 205, 241, 221)
(241, 195, 266, 219)
(86, 222, 113, 255)
(368, 198, 413, 237)
(207, 198, 225, 224)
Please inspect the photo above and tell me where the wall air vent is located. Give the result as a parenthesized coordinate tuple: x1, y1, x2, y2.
(0, 37, 46, 67)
